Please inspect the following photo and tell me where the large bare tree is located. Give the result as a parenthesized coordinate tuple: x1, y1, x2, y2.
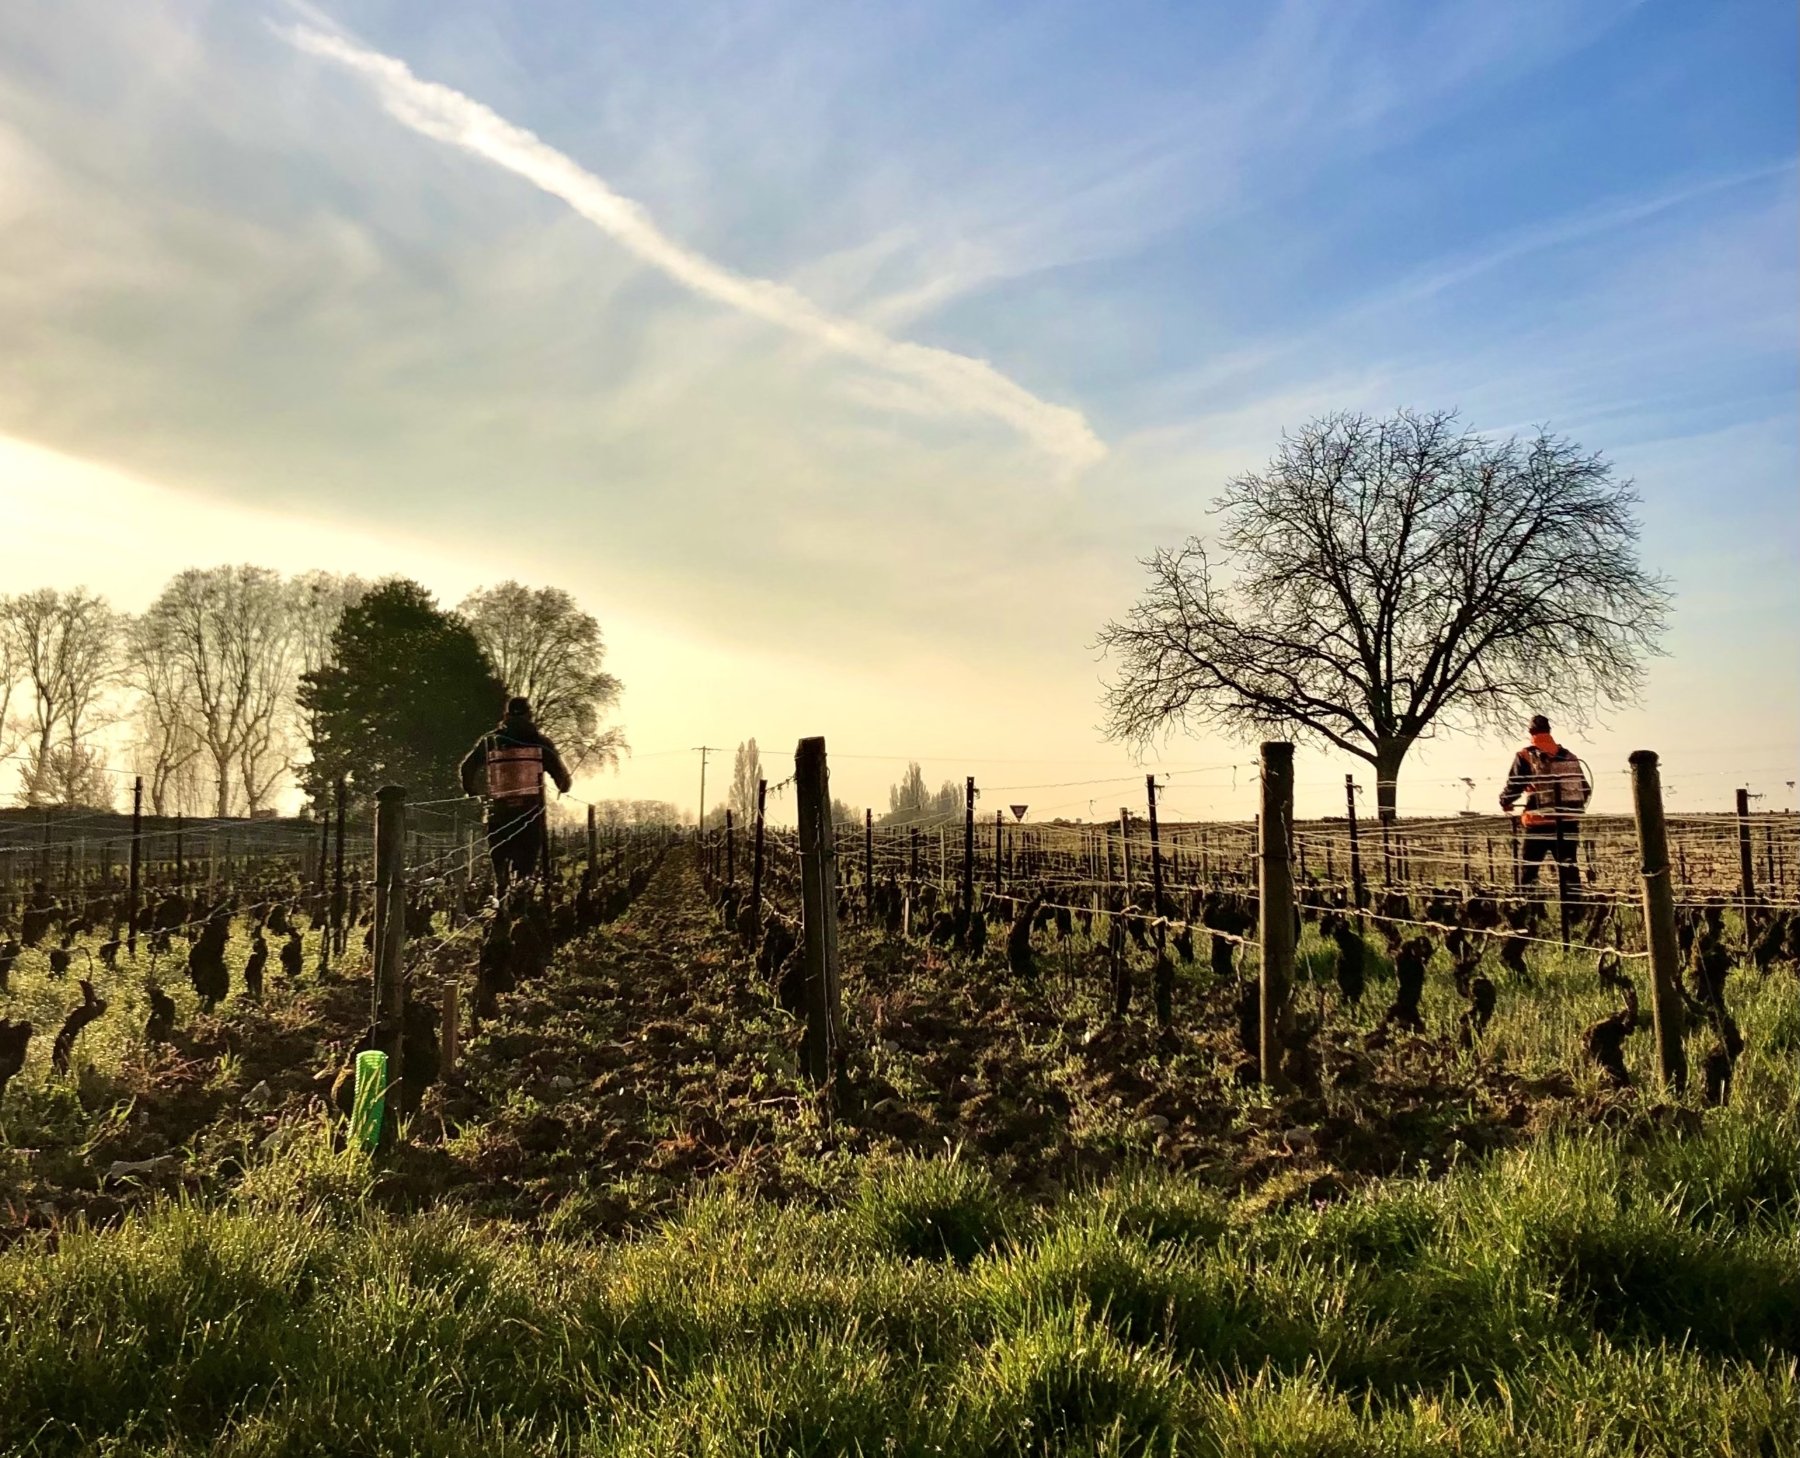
(136, 566, 299, 816)
(459, 582, 626, 771)
(2, 587, 123, 808)
(1098, 410, 1671, 818)
(126, 612, 206, 816)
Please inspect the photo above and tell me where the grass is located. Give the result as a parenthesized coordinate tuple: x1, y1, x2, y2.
(1, 1106, 1796, 1457)
(4, 851, 1799, 1453)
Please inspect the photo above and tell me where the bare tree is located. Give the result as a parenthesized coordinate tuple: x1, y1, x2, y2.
(729, 738, 762, 824)
(290, 571, 368, 677)
(2, 587, 122, 807)
(125, 613, 206, 816)
(1098, 410, 1671, 818)
(0, 595, 19, 765)
(287, 571, 367, 802)
(459, 582, 626, 771)
(137, 566, 299, 817)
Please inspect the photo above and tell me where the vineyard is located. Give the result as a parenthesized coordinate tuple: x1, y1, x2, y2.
(1, 745, 1798, 1455)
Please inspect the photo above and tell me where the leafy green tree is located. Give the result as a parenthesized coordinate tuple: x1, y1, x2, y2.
(298, 579, 505, 802)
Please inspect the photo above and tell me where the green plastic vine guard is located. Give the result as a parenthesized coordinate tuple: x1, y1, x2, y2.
(351, 1049, 388, 1151)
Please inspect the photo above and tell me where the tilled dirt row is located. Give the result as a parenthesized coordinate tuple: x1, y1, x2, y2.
(417, 850, 1613, 1229)
(1, 849, 1623, 1240)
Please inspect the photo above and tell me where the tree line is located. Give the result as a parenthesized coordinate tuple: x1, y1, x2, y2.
(0, 570, 624, 814)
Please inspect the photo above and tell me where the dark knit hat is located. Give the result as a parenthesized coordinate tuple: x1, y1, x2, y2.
(1528, 714, 1551, 735)
(506, 696, 532, 718)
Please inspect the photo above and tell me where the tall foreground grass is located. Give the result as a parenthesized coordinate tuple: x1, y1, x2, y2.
(3, 1102, 1796, 1456)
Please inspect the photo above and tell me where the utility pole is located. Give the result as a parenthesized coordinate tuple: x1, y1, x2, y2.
(692, 746, 719, 842)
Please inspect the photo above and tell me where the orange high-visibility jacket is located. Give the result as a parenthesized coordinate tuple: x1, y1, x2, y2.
(1499, 737, 1590, 828)
(459, 717, 573, 808)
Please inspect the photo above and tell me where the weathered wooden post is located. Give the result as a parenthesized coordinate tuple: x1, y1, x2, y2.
(1147, 774, 1171, 1027)
(1119, 808, 1133, 898)
(726, 809, 736, 886)
(127, 777, 143, 958)
(1630, 752, 1686, 1093)
(1344, 775, 1365, 924)
(795, 740, 842, 1088)
(907, 825, 920, 936)
(750, 779, 768, 949)
(440, 981, 459, 1079)
(587, 803, 598, 872)
(863, 808, 874, 914)
(1259, 743, 1296, 1092)
(372, 785, 408, 1146)
(962, 777, 976, 919)
(993, 809, 1003, 895)
(1736, 787, 1758, 946)
(333, 776, 348, 957)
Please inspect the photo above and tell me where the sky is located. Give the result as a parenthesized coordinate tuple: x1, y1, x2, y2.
(0, 0, 1795, 824)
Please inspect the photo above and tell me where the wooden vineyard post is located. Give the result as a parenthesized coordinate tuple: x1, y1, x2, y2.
(1344, 775, 1365, 925)
(863, 808, 873, 916)
(962, 777, 976, 921)
(1630, 752, 1687, 1093)
(726, 809, 736, 887)
(907, 825, 920, 937)
(440, 981, 459, 1080)
(1555, 809, 1573, 950)
(1147, 775, 1171, 1027)
(1736, 787, 1758, 948)
(333, 776, 348, 957)
(372, 785, 408, 1147)
(795, 739, 842, 1089)
(540, 796, 554, 886)
(127, 777, 143, 958)
(587, 804, 598, 872)
(315, 808, 330, 904)
(1259, 743, 1296, 1092)
(748, 777, 768, 949)
(1119, 808, 1133, 898)
(993, 809, 1003, 895)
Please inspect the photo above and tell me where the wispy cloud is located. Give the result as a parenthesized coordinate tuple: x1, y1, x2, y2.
(282, 22, 1105, 473)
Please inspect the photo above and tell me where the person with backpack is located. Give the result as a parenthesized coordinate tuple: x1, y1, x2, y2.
(459, 696, 573, 891)
(1499, 714, 1591, 905)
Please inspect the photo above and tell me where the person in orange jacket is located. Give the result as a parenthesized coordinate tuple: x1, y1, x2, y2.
(459, 696, 573, 892)
(1499, 714, 1590, 904)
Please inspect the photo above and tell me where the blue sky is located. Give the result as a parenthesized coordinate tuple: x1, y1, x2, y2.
(0, 0, 1794, 817)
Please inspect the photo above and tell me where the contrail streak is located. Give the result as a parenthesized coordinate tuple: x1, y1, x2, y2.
(284, 24, 1106, 471)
